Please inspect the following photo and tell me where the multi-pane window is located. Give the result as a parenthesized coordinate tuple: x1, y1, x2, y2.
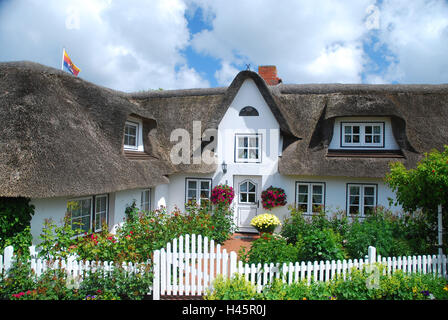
(235, 134, 261, 162)
(94, 195, 108, 232)
(296, 182, 325, 214)
(67, 198, 92, 233)
(186, 178, 211, 206)
(239, 181, 257, 204)
(141, 189, 151, 211)
(347, 184, 377, 216)
(124, 121, 139, 149)
(341, 123, 384, 148)
(67, 195, 109, 234)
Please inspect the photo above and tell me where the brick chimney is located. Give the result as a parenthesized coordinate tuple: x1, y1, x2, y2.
(258, 65, 282, 85)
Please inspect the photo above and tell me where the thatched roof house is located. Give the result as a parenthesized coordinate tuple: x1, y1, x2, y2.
(1, 61, 448, 199)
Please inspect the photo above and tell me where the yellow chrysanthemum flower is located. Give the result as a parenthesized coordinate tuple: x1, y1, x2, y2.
(250, 213, 281, 232)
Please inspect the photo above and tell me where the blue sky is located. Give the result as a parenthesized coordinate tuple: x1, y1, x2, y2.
(0, 0, 447, 92)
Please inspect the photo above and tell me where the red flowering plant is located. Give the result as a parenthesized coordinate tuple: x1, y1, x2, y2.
(261, 186, 287, 210)
(210, 184, 235, 207)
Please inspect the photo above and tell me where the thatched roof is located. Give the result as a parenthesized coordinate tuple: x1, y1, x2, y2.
(0, 61, 170, 198)
(274, 84, 448, 177)
(1, 61, 447, 197)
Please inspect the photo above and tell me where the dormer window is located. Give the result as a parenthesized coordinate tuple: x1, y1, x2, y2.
(124, 121, 139, 149)
(123, 117, 144, 152)
(341, 122, 384, 148)
(327, 117, 401, 157)
(239, 106, 259, 116)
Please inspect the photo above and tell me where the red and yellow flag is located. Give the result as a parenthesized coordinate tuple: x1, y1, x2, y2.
(62, 49, 81, 76)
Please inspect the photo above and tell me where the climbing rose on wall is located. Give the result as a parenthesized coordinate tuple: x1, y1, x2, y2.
(261, 186, 287, 210)
(210, 184, 235, 206)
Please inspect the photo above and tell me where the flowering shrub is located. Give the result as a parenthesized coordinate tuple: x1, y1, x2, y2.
(38, 202, 235, 263)
(0, 256, 151, 300)
(250, 213, 281, 234)
(210, 184, 235, 206)
(261, 186, 287, 210)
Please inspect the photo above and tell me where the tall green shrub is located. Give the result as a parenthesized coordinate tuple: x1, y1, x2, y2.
(0, 197, 35, 255)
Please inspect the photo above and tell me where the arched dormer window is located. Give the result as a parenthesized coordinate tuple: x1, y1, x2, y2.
(239, 106, 259, 117)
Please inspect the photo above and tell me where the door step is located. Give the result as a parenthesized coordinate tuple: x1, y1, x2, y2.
(232, 233, 259, 240)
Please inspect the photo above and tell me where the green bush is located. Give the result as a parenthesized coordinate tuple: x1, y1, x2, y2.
(204, 267, 448, 300)
(0, 197, 35, 255)
(261, 279, 331, 300)
(280, 206, 437, 261)
(0, 254, 152, 300)
(78, 264, 153, 300)
(204, 274, 260, 300)
(296, 227, 347, 261)
(280, 208, 347, 261)
(0, 255, 36, 299)
(238, 233, 299, 264)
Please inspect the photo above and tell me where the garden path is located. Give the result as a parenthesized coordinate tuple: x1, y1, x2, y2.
(221, 232, 259, 254)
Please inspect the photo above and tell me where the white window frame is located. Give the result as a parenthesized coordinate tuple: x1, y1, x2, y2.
(124, 120, 139, 150)
(341, 122, 384, 148)
(296, 182, 325, 214)
(346, 184, 377, 216)
(238, 180, 258, 204)
(94, 194, 109, 232)
(185, 178, 212, 206)
(235, 133, 262, 163)
(67, 197, 93, 234)
(141, 189, 151, 212)
(67, 195, 110, 234)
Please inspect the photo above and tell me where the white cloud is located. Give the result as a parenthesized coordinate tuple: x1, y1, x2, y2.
(214, 61, 240, 86)
(190, 0, 375, 84)
(190, 0, 448, 85)
(0, 0, 209, 91)
(1, 0, 446, 90)
(306, 44, 364, 83)
(375, 0, 448, 83)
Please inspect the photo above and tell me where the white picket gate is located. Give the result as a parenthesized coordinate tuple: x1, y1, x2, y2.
(152, 234, 237, 299)
(151, 234, 448, 300)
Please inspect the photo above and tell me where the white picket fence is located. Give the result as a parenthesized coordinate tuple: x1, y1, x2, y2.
(0, 245, 151, 292)
(1, 236, 447, 301)
(152, 234, 448, 300)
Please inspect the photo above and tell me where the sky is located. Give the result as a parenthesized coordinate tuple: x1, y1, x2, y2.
(0, 0, 447, 92)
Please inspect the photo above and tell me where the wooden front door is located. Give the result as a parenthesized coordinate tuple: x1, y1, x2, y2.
(234, 176, 261, 233)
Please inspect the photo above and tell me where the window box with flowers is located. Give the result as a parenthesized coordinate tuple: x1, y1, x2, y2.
(261, 186, 287, 210)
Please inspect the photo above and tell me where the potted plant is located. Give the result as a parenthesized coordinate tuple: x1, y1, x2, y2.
(250, 213, 281, 234)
